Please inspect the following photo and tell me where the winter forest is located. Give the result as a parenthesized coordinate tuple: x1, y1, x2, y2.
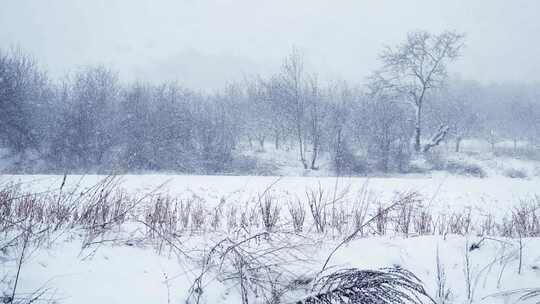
(2, 2, 540, 304)
(2, 30, 539, 175)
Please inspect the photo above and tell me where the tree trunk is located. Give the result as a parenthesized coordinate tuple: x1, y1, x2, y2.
(414, 104, 422, 153)
(297, 123, 307, 169)
(489, 130, 496, 152)
(381, 141, 390, 173)
(274, 131, 279, 150)
(334, 129, 343, 174)
(396, 137, 406, 173)
(258, 136, 265, 151)
(455, 137, 462, 152)
(310, 141, 319, 170)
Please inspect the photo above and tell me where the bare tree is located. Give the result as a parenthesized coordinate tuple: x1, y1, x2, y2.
(153, 83, 198, 170)
(279, 48, 309, 169)
(502, 94, 536, 153)
(0, 48, 51, 157)
(245, 77, 273, 151)
(265, 77, 291, 150)
(372, 30, 464, 153)
(362, 89, 413, 172)
(306, 75, 324, 169)
(326, 82, 358, 174)
(428, 80, 481, 152)
(120, 82, 155, 169)
(55, 65, 120, 169)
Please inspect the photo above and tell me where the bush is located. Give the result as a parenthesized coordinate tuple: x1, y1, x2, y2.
(424, 151, 486, 178)
(503, 167, 528, 179)
(333, 143, 368, 175)
(424, 149, 446, 170)
(446, 160, 486, 178)
(299, 267, 433, 304)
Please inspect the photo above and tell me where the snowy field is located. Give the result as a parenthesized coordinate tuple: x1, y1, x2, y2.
(2, 173, 539, 216)
(3, 1, 540, 302)
(1, 174, 539, 304)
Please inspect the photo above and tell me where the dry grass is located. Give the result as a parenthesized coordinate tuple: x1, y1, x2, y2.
(2, 179, 537, 249)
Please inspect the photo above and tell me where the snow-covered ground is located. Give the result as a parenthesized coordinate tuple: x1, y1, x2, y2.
(2, 173, 538, 216)
(4, 233, 540, 304)
(1, 173, 539, 304)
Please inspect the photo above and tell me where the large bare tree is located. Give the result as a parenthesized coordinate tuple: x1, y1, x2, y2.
(277, 49, 325, 169)
(372, 30, 464, 153)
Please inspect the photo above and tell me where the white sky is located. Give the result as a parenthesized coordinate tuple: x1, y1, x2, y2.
(1, 0, 539, 90)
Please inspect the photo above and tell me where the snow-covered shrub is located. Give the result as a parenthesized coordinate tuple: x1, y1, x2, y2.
(395, 198, 415, 236)
(190, 201, 207, 232)
(413, 206, 433, 235)
(185, 232, 305, 304)
(480, 214, 495, 236)
(259, 195, 281, 233)
(298, 267, 434, 304)
(287, 200, 306, 233)
(511, 199, 540, 237)
(352, 194, 371, 238)
(375, 202, 391, 235)
(144, 195, 179, 241)
(226, 204, 238, 232)
(306, 186, 328, 233)
(226, 154, 277, 175)
(424, 149, 447, 170)
(331, 204, 349, 235)
(332, 142, 368, 175)
(445, 160, 486, 178)
(503, 167, 528, 179)
(424, 149, 487, 177)
(534, 165, 540, 177)
(447, 209, 472, 235)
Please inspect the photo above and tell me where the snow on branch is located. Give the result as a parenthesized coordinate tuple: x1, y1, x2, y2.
(423, 125, 449, 153)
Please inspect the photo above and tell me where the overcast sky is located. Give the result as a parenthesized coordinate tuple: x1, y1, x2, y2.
(1, 0, 539, 90)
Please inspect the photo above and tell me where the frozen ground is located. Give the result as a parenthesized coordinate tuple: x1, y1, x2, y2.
(1, 173, 539, 304)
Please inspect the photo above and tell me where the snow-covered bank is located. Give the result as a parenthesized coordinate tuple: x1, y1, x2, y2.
(3, 233, 539, 304)
(1, 174, 539, 303)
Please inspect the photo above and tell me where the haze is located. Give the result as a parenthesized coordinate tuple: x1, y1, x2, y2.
(1, 0, 539, 90)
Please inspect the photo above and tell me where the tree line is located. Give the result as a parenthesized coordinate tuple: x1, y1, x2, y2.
(1, 30, 539, 174)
